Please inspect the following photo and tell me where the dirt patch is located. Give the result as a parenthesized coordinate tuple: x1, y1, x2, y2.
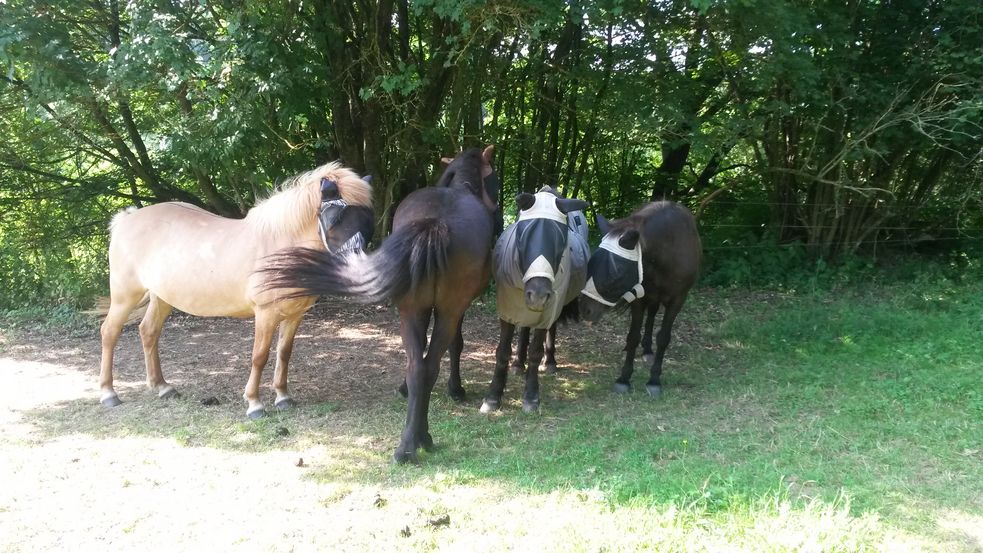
(0, 295, 709, 551)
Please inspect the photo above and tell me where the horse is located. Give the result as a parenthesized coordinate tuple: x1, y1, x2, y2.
(578, 201, 701, 396)
(509, 205, 589, 376)
(260, 146, 499, 463)
(480, 189, 589, 413)
(98, 162, 374, 418)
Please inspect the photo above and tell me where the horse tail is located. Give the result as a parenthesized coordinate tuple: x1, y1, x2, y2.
(83, 292, 150, 326)
(555, 298, 581, 325)
(261, 218, 450, 304)
(108, 206, 139, 235)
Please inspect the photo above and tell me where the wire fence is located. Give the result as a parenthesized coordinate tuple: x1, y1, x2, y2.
(701, 235, 981, 251)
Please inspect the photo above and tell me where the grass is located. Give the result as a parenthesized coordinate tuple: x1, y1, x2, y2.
(5, 276, 982, 551)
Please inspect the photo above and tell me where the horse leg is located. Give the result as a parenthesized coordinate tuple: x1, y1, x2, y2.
(242, 312, 277, 419)
(272, 316, 303, 410)
(139, 294, 177, 399)
(446, 318, 467, 401)
(510, 326, 530, 375)
(416, 307, 462, 451)
(398, 310, 432, 398)
(522, 328, 548, 412)
(646, 298, 685, 397)
(480, 319, 515, 413)
(543, 322, 558, 375)
(98, 291, 145, 407)
(614, 302, 646, 394)
(395, 307, 431, 464)
(641, 303, 659, 364)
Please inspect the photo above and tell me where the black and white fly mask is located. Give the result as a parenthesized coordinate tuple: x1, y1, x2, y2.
(582, 232, 645, 307)
(494, 190, 590, 328)
(317, 177, 365, 254)
(515, 192, 570, 284)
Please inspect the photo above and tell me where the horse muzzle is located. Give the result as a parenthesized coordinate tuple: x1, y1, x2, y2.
(523, 278, 554, 312)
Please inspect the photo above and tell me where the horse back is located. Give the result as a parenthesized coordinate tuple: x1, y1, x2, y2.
(108, 202, 274, 317)
(638, 202, 702, 299)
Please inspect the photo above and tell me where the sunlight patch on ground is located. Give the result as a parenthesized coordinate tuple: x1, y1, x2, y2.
(0, 379, 966, 550)
(935, 509, 983, 551)
(0, 356, 101, 440)
(0, 427, 939, 551)
(335, 325, 402, 347)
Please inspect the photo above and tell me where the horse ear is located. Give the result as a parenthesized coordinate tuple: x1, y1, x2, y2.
(321, 178, 341, 201)
(618, 230, 640, 250)
(361, 174, 373, 184)
(516, 193, 536, 211)
(482, 145, 495, 164)
(596, 213, 611, 234)
(440, 157, 453, 167)
(555, 198, 588, 215)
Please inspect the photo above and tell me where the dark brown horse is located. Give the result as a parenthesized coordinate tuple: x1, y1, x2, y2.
(579, 201, 701, 396)
(261, 146, 499, 463)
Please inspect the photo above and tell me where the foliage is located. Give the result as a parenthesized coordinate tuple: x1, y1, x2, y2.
(700, 234, 982, 292)
(0, 0, 981, 308)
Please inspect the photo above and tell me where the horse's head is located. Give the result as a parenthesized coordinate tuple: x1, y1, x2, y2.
(579, 213, 644, 322)
(513, 191, 588, 312)
(438, 145, 502, 232)
(317, 176, 375, 255)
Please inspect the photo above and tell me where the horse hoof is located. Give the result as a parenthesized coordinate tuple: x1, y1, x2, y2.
(613, 382, 631, 394)
(522, 400, 540, 413)
(275, 398, 297, 410)
(479, 399, 501, 413)
(158, 386, 178, 400)
(396, 382, 408, 399)
(421, 433, 435, 452)
(100, 394, 122, 408)
(642, 353, 655, 364)
(246, 407, 266, 420)
(393, 450, 419, 465)
(544, 363, 558, 375)
(646, 384, 663, 397)
(448, 387, 467, 402)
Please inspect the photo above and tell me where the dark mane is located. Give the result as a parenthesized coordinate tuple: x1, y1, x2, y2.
(610, 201, 679, 234)
(435, 148, 483, 196)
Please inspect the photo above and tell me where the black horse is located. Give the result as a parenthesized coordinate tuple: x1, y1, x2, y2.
(262, 146, 499, 463)
(481, 191, 588, 413)
(579, 201, 701, 396)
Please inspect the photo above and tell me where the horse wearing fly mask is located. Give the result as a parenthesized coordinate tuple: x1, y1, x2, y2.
(481, 189, 589, 413)
(579, 201, 701, 397)
(509, 195, 589, 377)
(99, 162, 374, 419)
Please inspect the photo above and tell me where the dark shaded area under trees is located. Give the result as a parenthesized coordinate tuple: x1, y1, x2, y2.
(1, 0, 980, 308)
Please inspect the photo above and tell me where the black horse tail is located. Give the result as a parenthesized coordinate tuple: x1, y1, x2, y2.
(555, 297, 581, 325)
(261, 218, 450, 304)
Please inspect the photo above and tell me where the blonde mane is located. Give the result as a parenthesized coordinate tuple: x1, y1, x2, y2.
(245, 161, 373, 240)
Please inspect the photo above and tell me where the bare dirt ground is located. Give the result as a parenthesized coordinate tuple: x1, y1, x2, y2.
(0, 298, 661, 551)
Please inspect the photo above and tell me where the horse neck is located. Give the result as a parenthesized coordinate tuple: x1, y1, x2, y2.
(244, 185, 323, 250)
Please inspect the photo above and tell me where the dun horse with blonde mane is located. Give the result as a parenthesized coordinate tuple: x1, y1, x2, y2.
(99, 162, 374, 418)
